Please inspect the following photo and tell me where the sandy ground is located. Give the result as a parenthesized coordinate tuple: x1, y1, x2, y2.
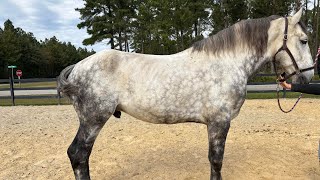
(1, 99, 320, 180)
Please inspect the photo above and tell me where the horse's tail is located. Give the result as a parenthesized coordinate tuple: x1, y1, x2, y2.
(57, 64, 77, 98)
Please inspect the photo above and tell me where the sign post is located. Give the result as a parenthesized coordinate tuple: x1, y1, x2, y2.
(8, 65, 17, 85)
(9, 76, 15, 106)
(8, 65, 17, 106)
(16, 70, 22, 88)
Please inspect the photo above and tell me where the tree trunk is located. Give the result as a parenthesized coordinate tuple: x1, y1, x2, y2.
(305, 0, 308, 25)
(127, 42, 129, 52)
(107, 5, 115, 49)
(110, 34, 115, 49)
(220, 1, 228, 28)
(295, 0, 301, 11)
(194, 20, 198, 38)
(180, 30, 184, 50)
(118, 28, 123, 51)
(141, 39, 144, 54)
(314, 0, 319, 57)
(312, 0, 317, 31)
(316, 0, 320, 74)
(192, 0, 198, 38)
(272, 0, 276, 14)
(175, 30, 179, 52)
(124, 31, 128, 52)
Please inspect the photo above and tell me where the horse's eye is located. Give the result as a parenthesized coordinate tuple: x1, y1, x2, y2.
(300, 40, 308, 45)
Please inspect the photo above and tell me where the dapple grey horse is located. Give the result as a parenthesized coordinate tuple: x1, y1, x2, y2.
(58, 9, 314, 180)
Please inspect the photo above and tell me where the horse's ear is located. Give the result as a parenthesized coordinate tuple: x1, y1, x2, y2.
(291, 9, 303, 25)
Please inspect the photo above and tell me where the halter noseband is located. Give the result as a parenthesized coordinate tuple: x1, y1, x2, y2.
(273, 17, 315, 82)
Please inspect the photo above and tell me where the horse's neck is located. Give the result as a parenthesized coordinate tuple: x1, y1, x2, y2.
(185, 49, 271, 82)
(242, 55, 271, 78)
(215, 52, 271, 82)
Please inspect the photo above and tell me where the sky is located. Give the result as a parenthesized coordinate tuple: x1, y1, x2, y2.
(0, 0, 106, 52)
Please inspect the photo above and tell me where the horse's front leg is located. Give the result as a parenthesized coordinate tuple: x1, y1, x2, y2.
(207, 114, 231, 180)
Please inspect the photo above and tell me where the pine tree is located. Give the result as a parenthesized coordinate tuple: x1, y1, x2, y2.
(76, 0, 116, 49)
(76, 0, 136, 51)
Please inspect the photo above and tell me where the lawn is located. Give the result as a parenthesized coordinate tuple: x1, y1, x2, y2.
(0, 98, 71, 106)
(0, 81, 57, 89)
(246, 92, 320, 99)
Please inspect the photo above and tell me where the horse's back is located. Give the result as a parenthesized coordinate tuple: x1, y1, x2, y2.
(68, 49, 174, 102)
(71, 49, 171, 76)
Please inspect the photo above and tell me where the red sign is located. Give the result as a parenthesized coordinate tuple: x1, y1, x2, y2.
(16, 70, 22, 77)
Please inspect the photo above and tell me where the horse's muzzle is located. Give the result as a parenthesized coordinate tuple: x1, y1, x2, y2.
(297, 75, 308, 84)
(294, 72, 313, 84)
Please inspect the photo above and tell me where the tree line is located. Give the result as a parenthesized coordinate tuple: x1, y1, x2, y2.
(0, 20, 95, 79)
(77, 0, 320, 72)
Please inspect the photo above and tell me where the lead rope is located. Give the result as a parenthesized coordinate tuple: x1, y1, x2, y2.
(276, 82, 302, 113)
(273, 57, 303, 113)
(275, 49, 318, 113)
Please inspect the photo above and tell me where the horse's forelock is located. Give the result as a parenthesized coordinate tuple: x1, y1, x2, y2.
(192, 15, 281, 57)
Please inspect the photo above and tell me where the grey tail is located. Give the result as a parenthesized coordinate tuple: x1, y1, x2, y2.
(57, 64, 77, 98)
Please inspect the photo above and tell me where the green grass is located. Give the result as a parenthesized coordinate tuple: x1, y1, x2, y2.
(249, 74, 320, 83)
(0, 98, 71, 106)
(0, 81, 56, 89)
(246, 92, 320, 99)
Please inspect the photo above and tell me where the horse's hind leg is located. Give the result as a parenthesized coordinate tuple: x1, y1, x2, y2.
(207, 114, 231, 180)
(67, 106, 113, 180)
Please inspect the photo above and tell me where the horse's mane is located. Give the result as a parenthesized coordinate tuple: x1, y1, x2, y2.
(192, 15, 282, 57)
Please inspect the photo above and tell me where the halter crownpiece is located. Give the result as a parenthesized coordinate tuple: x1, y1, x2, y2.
(273, 17, 316, 113)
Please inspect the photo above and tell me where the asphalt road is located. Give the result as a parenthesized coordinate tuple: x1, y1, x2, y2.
(0, 89, 57, 97)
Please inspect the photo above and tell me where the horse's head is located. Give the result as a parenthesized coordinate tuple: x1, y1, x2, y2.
(270, 9, 314, 84)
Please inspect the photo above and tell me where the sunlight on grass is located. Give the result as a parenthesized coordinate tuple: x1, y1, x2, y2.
(0, 98, 71, 106)
(0, 81, 56, 89)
